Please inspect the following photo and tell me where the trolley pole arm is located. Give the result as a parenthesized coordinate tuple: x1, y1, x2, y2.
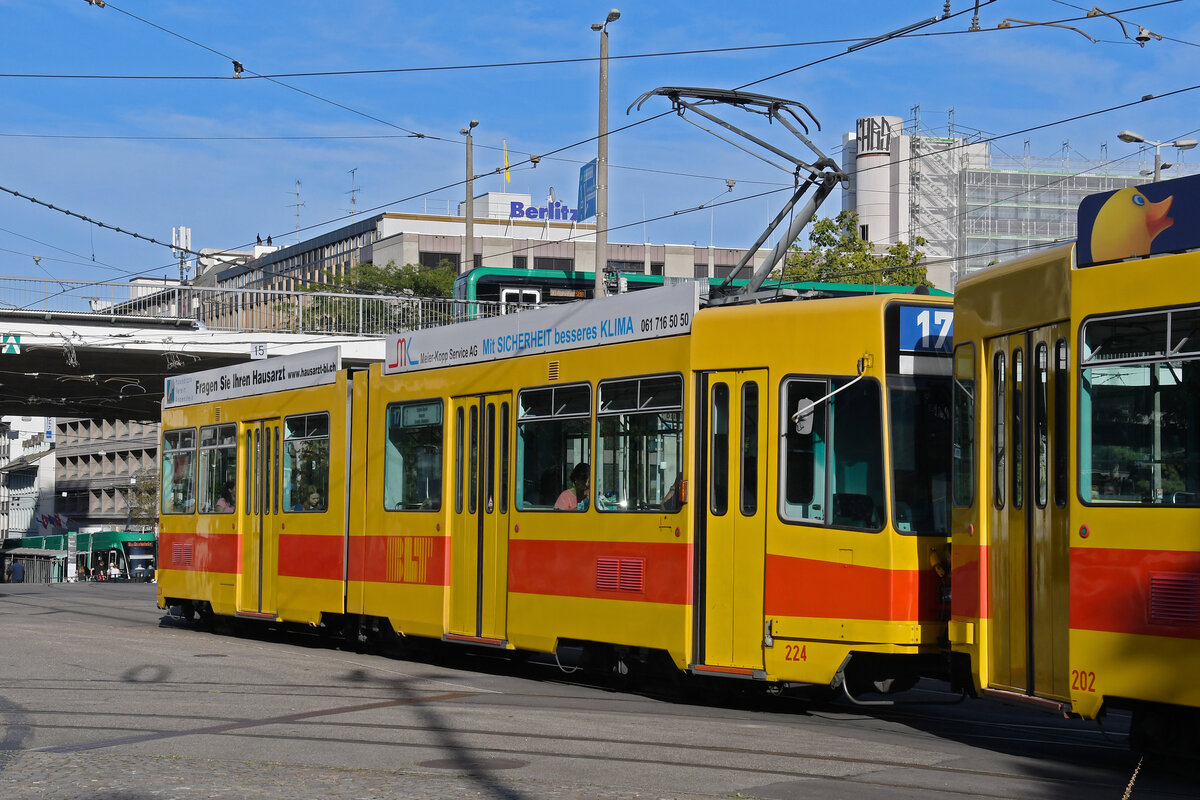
(627, 86, 847, 306)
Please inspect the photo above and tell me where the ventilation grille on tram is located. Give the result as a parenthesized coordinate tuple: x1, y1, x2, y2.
(172, 543, 194, 568)
(596, 557, 645, 593)
(548, 361, 560, 381)
(1149, 573, 1200, 624)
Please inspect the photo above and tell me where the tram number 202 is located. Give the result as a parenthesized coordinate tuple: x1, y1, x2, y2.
(784, 644, 807, 662)
(1071, 669, 1097, 692)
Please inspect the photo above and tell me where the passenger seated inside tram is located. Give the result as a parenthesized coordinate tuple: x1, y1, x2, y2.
(293, 487, 325, 512)
(661, 473, 685, 512)
(215, 482, 235, 513)
(554, 463, 590, 511)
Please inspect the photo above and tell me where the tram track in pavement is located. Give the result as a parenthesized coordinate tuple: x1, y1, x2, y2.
(5, 584, 1195, 798)
(13, 671, 1188, 800)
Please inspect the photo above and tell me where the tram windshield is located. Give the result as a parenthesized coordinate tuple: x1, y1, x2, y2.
(1082, 308, 1200, 505)
(889, 376, 952, 534)
(878, 303, 955, 534)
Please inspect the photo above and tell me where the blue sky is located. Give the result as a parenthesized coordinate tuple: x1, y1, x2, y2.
(2, 0, 1198, 284)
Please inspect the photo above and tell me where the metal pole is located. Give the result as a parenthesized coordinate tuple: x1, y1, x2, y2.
(465, 128, 475, 275)
(1153, 144, 1162, 182)
(595, 21, 613, 299)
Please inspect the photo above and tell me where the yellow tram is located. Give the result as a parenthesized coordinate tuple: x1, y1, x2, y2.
(950, 173, 1200, 745)
(158, 281, 955, 695)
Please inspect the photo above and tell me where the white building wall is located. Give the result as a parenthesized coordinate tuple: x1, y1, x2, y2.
(1, 416, 56, 539)
(851, 116, 905, 246)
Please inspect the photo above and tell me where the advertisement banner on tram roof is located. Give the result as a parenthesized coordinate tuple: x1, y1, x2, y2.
(384, 281, 702, 375)
(162, 346, 341, 408)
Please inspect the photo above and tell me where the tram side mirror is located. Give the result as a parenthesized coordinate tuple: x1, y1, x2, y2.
(793, 400, 815, 435)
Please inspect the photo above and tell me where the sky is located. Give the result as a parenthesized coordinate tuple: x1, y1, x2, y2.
(2, 0, 1198, 285)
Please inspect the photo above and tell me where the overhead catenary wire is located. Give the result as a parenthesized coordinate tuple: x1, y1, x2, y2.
(6, 3, 1197, 288)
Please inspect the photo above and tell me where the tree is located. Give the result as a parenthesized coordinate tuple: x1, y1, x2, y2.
(292, 260, 458, 334)
(126, 467, 160, 530)
(780, 210, 932, 288)
(323, 260, 456, 298)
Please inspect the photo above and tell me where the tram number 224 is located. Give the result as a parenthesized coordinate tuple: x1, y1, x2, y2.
(1071, 669, 1097, 692)
(784, 645, 808, 662)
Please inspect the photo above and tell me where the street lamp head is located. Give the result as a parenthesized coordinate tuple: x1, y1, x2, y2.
(1174, 139, 1198, 151)
(594, 9, 620, 31)
(469, 119, 479, 129)
(1117, 130, 1145, 144)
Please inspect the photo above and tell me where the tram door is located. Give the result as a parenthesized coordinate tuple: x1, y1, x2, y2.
(987, 326, 1070, 699)
(448, 393, 512, 642)
(239, 418, 282, 618)
(697, 370, 769, 669)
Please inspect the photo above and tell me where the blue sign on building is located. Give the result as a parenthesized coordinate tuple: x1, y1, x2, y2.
(578, 159, 597, 222)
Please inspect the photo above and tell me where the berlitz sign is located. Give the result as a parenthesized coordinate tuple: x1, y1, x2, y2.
(509, 201, 579, 221)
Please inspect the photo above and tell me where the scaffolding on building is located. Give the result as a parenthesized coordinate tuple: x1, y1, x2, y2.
(902, 112, 1200, 288)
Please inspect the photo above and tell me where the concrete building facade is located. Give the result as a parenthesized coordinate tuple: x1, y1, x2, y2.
(841, 114, 1200, 290)
(54, 417, 158, 535)
(215, 192, 773, 293)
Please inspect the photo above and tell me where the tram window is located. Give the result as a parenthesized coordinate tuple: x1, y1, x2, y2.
(161, 428, 196, 515)
(779, 378, 884, 530)
(282, 413, 330, 513)
(830, 380, 885, 529)
(468, 405, 479, 514)
(951, 343, 976, 508)
(1012, 349, 1024, 510)
(1035, 343, 1049, 508)
(274, 427, 281, 516)
(197, 423, 237, 514)
(1082, 309, 1200, 506)
(710, 383, 730, 516)
(253, 428, 260, 515)
(596, 375, 683, 513)
(781, 380, 826, 522)
(516, 383, 591, 510)
(1054, 340, 1068, 507)
(500, 402, 510, 514)
(486, 403, 497, 511)
(384, 401, 443, 511)
(1170, 309, 1200, 357)
(741, 382, 759, 516)
(244, 430, 253, 511)
(455, 407, 464, 513)
(889, 375, 951, 535)
(993, 352, 1006, 509)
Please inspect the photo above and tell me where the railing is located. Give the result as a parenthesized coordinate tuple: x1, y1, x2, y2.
(0, 277, 526, 336)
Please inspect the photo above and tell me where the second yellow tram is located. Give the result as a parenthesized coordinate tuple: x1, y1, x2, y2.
(951, 172, 1200, 746)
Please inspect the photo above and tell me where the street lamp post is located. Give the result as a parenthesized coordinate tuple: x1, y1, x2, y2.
(460, 120, 479, 275)
(592, 9, 620, 299)
(1117, 129, 1198, 182)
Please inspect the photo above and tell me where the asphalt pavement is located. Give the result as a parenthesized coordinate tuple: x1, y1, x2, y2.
(1, 582, 1196, 800)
